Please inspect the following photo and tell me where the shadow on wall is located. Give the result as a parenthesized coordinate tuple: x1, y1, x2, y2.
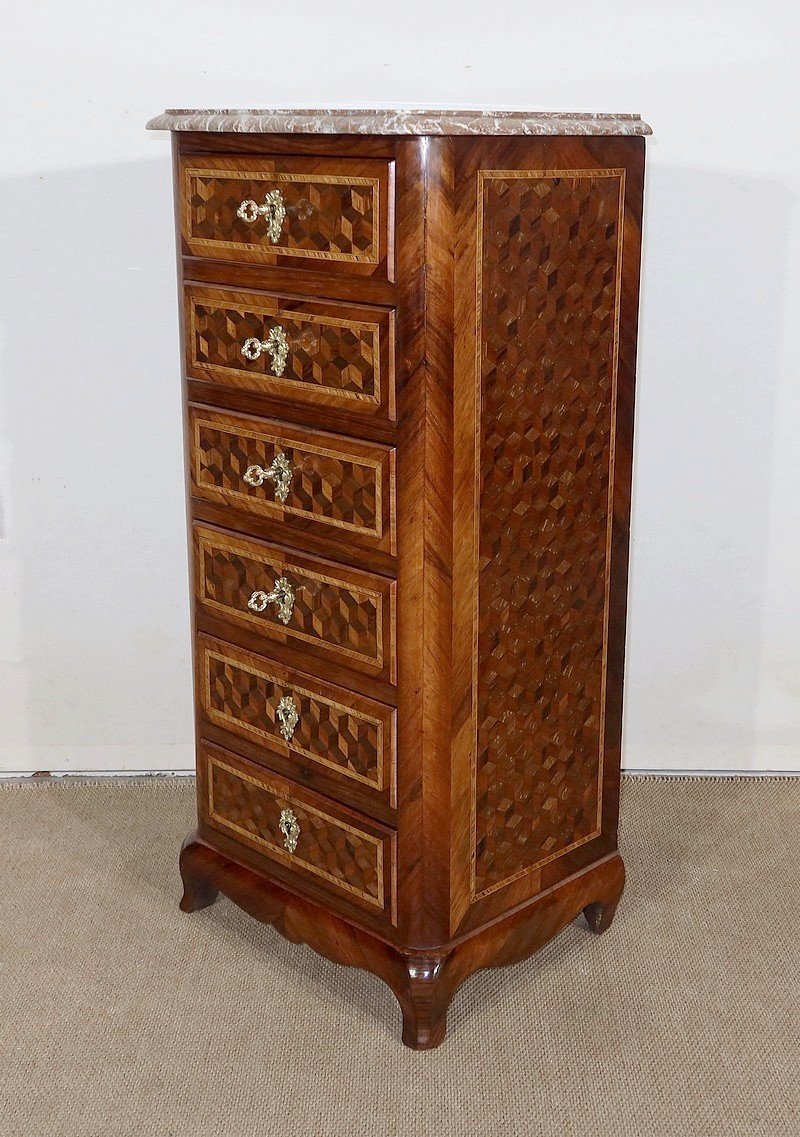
(0, 154, 195, 771)
(0, 155, 794, 772)
(625, 160, 793, 770)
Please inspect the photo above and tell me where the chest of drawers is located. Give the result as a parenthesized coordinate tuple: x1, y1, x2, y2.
(147, 107, 650, 1048)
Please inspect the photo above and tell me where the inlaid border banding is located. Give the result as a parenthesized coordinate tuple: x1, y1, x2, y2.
(184, 166, 381, 265)
(196, 528, 388, 670)
(206, 753, 386, 908)
(469, 168, 626, 901)
(202, 646, 388, 792)
(191, 413, 387, 542)
(189, 292, 384, 407)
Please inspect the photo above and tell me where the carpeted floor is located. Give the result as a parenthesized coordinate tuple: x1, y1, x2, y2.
(0, 777, 797, 1137)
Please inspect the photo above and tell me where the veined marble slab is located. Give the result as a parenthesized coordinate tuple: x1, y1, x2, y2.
(146, 108, 652, 137)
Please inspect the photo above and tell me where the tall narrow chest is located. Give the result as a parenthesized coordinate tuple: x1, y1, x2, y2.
(147, 108, 650, 1048)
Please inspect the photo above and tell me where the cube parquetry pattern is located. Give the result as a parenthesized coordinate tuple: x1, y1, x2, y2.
(188, 171, 377, 261)
(199, 535, 382, 667)
(194, 420, 381, 537)
(474, 172, 623, 895)
(191, 299, 380, 400)
(207, 756, 383, 906)
(203, 647, 384, 788)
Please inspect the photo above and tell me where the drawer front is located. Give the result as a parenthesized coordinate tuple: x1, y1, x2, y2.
(179, 154, 392, 277)
(198, 635, 396, 807)
(200, 743, 395, 919)
(185, 284, 395, 423)
(194, 526, 396, 682)
(189, 406, 395, 554)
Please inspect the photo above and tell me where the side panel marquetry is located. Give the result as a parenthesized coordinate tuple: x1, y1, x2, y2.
(198, 635, 396, 807)
(450, 142, 643, 934)
(193, 525, 396, 683)
(199, 743, 396, 920)
(472, 168, 624, 897)
(185, 284, 396, 423)
(189, 406, 396, 555)
(179, 154, 393, 278)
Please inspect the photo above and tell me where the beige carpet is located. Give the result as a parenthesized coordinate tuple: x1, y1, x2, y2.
(0, 776, 797, 1137)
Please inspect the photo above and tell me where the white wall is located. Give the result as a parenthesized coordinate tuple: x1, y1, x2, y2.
(1, 1, 798, 772)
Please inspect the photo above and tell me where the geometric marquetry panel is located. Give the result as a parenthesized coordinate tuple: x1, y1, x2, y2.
(203, 747, 392, 913)
(199, 637, 395, 798)
(179, 155, 390, 275)
(194, 526, 394, 679)
(189, 406, 394, 549)
(186, 285, 394, 419)
(473, 170, 625, 898)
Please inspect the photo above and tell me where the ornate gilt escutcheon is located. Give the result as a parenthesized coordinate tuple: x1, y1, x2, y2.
(247, 575, 295, 624)
(243, 449, 293, 502)
(276, 695, 299, 743)
(240, 324, 290, 376)
(278, 807, 300, 854)
(236, 187, 286, 243)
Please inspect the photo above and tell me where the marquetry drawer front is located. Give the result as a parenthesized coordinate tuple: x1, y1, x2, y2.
(194, 526, 396, 682)
(198, 636, 396, 806)
(179, 154, 392, 277)
(185, 284, 395, 423)
(189, 407, 395, 554)
(200, 744, 395, 919)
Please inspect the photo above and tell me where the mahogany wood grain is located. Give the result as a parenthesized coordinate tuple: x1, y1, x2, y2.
(178, 131, 398, 159)
(184, 259, 399, 308)
(185, 377, 398, 448)
(195, 606, 397, 709)
(392, 137, 455, 948)
(191, 499, 398, 578)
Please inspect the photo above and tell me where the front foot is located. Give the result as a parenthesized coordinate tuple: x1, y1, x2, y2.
(393, 954, 458, 1050)
(179, 831, 219, 913)
(582, 897, 620, 934)
(582, 853, 626, 934)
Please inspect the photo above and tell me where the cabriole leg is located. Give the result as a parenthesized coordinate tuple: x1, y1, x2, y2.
(391, 954, 458, 1050)
(582, 856, 626, 934)
(179, 832, 219, 913)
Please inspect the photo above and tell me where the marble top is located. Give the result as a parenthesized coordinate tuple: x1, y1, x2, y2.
(146, 108, 652, 137)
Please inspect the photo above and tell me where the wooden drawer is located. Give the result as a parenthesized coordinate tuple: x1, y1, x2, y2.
(198, 635, 396, 810)
(199, 742, 396, 922)
(189, 406, 395, 555)
(194, 525, 396, 683)
(179, 154, 392, 278)
(185, 284, 395, 423)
